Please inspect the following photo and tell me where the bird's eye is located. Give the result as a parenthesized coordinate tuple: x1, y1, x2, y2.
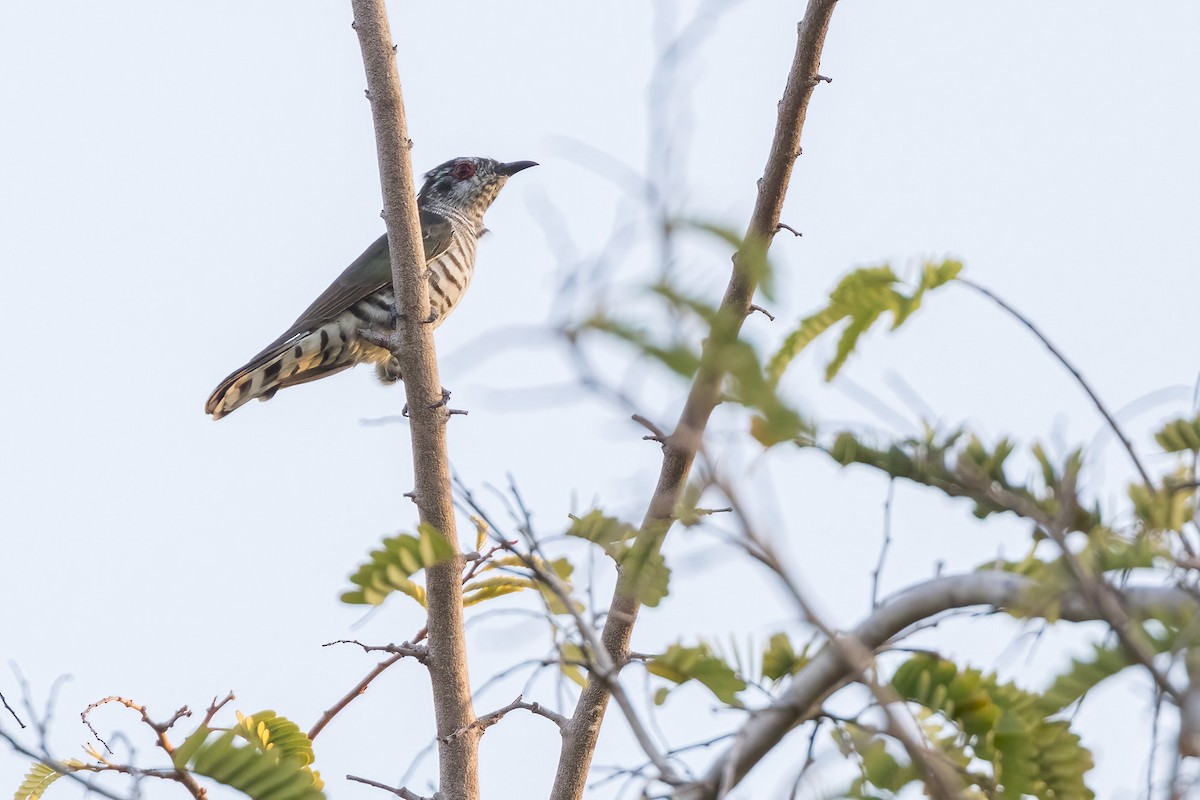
(451, 161, 476, 181)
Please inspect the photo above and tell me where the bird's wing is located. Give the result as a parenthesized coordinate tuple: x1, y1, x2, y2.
(254, 208, 455, 355)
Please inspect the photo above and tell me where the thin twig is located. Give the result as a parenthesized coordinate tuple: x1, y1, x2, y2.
(1, 690, 24, 728)
(350, 5, 477, 795)
(870, 479, 896, 609)
(957, 276, 1154, 489)
(308, 653, 404, 741)
(79, 696, 205, 799)
(438, 694, 568, 743)
(347, 774, 431, 800)
(322, 640, 428, 660)
(549, 4, 841, 797)
(748, 304, 776, 321)
(715, 474, 964, 798)
(633, 413, 668, 443)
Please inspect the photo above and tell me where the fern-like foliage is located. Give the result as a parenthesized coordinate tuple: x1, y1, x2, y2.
(1155, 415, 1200, 453)
(341, 524, 455, 606)
(234, 711, 320, 777)
(13, 760, 85, 800)
(1038, 642, 1132, 715)
(891, 654, 1094, 799)
(463, 554, 580, 614)
(173, 713, 324, 800)
(823, 428, 1101, 534)
(767, 259, 961, 384)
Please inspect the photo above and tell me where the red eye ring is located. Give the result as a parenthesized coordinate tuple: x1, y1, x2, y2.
(451, 161, 476, 181)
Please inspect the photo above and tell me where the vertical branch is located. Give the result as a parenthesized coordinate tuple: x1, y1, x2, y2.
(349, 4, 476, 799)
(549, 2, 840, 798)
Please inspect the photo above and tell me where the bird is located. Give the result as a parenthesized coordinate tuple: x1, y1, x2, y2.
(205, 156, 537, 419)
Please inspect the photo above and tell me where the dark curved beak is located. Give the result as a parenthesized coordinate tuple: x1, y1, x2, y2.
(498, 160, 538, 176)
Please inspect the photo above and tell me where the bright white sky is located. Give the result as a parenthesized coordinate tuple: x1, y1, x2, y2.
(3, 2, 1200, 798)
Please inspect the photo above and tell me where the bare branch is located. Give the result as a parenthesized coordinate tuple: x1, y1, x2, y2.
(747, 304, 776, 321)
(1, 689, 24, 728)
(309, 653, 403, 741)
(80, 696, 206, 799)
(549, 4, 841, 797)
(439, 694, 568, 743)
(674, 572, 1200, 799)
(322, 639, 428, 661)
(349, 2, 476, 797)
(347, 773, 431, 800)
(957, 276, 1154, 488)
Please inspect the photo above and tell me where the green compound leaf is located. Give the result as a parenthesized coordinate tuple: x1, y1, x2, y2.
(891, 653, 1094, 799)
(768, 259, 962, 384)
(341, 526, 455, 607)
(1155, 415, 1200, 452)
(462, 575, 539, 607)
(234, 711, 318, 773)
(174, 723, 324, 800)
(648, 641, 747, 706)
(13, 760, 86, 800)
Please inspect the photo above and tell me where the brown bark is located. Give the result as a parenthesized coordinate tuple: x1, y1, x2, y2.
(349, 3, 477, 798)
(549, 2, 841, 798)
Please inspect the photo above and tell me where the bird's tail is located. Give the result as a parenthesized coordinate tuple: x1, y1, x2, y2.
(206, 324, 357, 419)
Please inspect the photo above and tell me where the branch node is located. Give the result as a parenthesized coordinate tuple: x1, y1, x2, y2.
(632, 413, 668, 443)
(813, 73, 832, 84)
(775, 222, 802, 238)
(748, 304, 776, 322)
(347, 774, 430, 800)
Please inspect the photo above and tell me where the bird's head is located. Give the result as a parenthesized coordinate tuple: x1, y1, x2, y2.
(418, 157, 537, 217)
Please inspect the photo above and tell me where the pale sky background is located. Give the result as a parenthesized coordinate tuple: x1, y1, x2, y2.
(3, 2, 1200, 798)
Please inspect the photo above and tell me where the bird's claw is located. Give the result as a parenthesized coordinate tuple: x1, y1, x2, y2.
(358, 326, 402, 353)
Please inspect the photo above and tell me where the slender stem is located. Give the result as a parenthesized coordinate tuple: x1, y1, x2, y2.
(548, 4, 841, 798)
(349, 3, 476, 797)
(957, 276, 1155, 489)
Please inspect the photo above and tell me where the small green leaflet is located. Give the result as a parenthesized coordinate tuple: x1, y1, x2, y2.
(768, 259, 962, 384)
(648, 642, 746, 706)
(341, 526, 456, 607)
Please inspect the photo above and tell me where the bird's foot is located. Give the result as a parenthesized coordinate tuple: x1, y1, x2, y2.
(358, 325, 403, 354)
(422, 311, 439, 325)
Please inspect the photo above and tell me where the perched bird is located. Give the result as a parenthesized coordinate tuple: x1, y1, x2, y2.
(205, 156, 537, 419)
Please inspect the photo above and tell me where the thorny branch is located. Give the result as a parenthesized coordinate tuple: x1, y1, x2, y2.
(549, 3, 841, 798)
(80, 696, 207, 799)
(349, 3, 476, 797)
(439, 694, 568, 743)
(347, 773, 431, 800)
